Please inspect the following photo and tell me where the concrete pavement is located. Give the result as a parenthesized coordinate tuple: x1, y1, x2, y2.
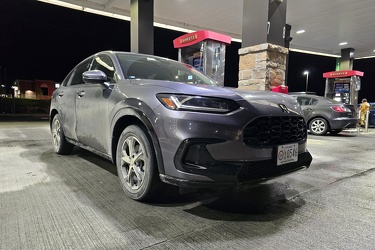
(1, 120, 375, 249)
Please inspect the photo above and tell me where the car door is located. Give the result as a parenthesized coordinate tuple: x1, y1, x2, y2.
(297, 96, 315, 121)
(75, 54, 116, 154)
(56, 58, 92, 141)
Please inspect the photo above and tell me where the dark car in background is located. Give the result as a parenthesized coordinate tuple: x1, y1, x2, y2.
(291, 94, 358, 135)
(369, 103, 375, 126)
(50, 51, 312, 201)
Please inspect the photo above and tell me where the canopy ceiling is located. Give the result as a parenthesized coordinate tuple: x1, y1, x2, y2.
(44, 0, 375, 59)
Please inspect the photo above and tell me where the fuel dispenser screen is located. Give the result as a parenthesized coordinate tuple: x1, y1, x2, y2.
(334, 81, 350, 104)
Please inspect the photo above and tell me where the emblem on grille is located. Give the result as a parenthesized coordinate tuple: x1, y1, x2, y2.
(278, 104, 290, 113)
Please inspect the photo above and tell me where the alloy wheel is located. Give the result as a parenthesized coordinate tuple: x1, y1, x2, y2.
(52, 118, 61, 151)
(120, 136, 147, 190)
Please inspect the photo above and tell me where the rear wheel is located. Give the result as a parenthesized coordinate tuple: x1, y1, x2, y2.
(116, 125, 160, 201)
(309, 117, 328, 135)
(51, 114, 74, 154)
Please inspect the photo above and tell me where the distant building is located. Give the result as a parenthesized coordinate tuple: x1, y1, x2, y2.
(15, 80, 59, 100)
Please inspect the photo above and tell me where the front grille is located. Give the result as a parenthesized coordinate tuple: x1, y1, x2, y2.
(237, 152, 312, 183)
(243, 116, 307, 146)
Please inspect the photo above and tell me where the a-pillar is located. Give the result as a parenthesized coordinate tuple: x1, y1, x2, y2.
(238, 0, 288, 91)
(130, 0, 154, 54)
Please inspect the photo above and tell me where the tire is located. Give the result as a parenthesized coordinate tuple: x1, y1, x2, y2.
(51, 114, 74, 154)
(116, 125, 159, 201)
(309, 117, 329, 135)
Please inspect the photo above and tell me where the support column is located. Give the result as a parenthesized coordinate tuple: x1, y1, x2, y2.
(238, 43, 288, 90)
(339, 48, 354, 70)
(130, 0, 154, 54)
(239, 0, 288, 90)
(284, 24, 292, 86)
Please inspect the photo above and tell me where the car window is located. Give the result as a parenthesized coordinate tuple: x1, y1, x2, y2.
(91, 55, 116, 83)
(310, 98, 318, 105)
(297, 97, 312, 106)
(116, 53, 218, 86)
(70, 58, 92, 86)
(370, 103, 375, 110)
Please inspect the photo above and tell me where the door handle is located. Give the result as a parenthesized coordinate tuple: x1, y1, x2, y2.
(77, 90, 85, 97)
(305, 108, 313, 111)
(58, 92, 64, 97)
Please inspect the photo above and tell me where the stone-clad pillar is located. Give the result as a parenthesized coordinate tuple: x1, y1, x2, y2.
(239, 0, 288, 91)
(238, 43, 288, 91)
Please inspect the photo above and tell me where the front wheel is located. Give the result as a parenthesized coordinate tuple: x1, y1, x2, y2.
(51, 114, 74, 154)
(309, 117, 328, 135)
(116, 125, 159, 201)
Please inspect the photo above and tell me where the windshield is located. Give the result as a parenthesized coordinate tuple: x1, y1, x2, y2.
(116, 53, 218, 86)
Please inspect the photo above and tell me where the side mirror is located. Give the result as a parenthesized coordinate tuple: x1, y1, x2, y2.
(82, 70, 110, 89)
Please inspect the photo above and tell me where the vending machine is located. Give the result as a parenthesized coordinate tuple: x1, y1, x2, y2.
(323, 70, 364, 105)
(173, 30, 232, 86)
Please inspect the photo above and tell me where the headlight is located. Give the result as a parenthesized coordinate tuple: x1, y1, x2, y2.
(156, 94, 239, 113)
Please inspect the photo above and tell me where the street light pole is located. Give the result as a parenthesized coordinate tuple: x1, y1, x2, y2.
(4, 68, 6, 96)
(304, 71, 309, 92)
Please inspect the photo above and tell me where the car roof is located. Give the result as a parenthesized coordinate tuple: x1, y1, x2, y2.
(288, 92, 317, 95)
(290, 94, 322, 99)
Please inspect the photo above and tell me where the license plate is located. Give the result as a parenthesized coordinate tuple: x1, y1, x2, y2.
(276, 143, 298, 166)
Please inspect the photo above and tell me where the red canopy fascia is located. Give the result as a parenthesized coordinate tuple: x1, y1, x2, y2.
(323, 70, 364, 78)
(173, 30, 232, 48)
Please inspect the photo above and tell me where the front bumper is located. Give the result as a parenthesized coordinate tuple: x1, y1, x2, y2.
(152, 101, 311, 188)
(158, 137, 312, 189)
(160, 143, 312, 189)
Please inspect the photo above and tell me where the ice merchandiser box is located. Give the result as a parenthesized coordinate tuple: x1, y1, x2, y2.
(173, 30, 232, 86)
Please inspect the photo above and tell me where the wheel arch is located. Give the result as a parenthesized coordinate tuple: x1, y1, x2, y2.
(307, 115, 331, 135)
(111, 108, 165, 175)
(307, 115, 331, 130)
(50, 109, 58, 131)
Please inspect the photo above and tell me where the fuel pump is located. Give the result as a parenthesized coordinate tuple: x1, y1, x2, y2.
(323, 70, 364, 105)
(173, 30, 231, 86)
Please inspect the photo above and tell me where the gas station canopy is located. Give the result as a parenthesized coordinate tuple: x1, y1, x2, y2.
(43, 0, 375, 59)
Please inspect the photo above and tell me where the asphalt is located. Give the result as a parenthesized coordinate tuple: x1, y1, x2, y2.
(1, 119, 375, 250)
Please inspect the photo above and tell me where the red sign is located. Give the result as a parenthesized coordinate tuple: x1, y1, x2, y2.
(173, 30, 232, 48)
(323, 70, 364, 78)
(180, 34, 198, 44)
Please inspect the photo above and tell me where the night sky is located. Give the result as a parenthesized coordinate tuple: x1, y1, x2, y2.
(1, 0, 374, 102)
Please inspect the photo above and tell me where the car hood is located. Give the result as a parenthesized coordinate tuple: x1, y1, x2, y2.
(130, 79, 302, 115)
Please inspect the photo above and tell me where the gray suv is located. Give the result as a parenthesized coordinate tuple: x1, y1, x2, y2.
(50, 51, 312, 201)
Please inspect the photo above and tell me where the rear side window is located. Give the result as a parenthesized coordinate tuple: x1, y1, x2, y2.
(297, 97, 311, 106)
(297, 97, 318, 106)
(310, 98, 318, 105)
